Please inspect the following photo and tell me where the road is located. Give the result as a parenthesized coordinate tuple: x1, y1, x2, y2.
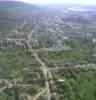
(1, 15, 51, 100)
(32, 88, 46, 100)
(27, 24, 51, 100)
(48, 63, 96, 71)
(0, 86, 7, 93)
(0, 79, 13, 93)
(35, 46, 70, 53)
(9, 16, 51, 100)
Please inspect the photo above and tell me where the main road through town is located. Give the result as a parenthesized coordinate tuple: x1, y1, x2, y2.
(27, 24, 51, 100)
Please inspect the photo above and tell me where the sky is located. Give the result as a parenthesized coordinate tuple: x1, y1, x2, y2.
(17, 0, 96, 5)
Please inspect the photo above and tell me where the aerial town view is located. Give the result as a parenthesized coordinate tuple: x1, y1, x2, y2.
(0, 0, 96, 100)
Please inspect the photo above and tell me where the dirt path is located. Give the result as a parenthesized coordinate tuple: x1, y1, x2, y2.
(32, 88, 46, 100)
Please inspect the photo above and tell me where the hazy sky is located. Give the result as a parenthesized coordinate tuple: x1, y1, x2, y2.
(17, 0, 96, 5)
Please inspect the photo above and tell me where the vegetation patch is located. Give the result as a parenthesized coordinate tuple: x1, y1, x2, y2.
(53, 70, 96, 100)
(0, 47, 45, 99)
